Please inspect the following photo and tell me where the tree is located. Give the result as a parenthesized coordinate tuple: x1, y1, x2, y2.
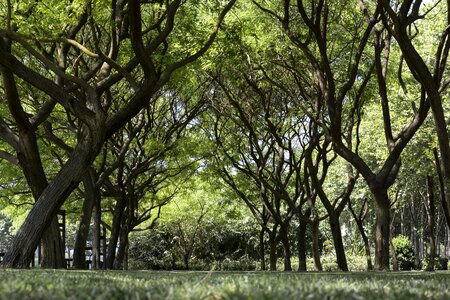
(0, 0, 236, 268)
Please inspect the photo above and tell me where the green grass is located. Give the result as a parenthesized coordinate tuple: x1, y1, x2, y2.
(0, 270, 448, 299)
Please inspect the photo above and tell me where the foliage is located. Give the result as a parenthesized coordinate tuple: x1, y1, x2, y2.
(0, 270, 449, 299)
(392, 235, 416, 271)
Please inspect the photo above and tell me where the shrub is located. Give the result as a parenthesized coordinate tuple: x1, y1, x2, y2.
(392, 235, 415, 270)
(423, 256, 449, 271)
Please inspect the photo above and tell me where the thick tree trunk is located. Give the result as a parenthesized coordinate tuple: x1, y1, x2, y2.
(73, 174, 96, 269)
(426, 175, 436, 271)
(40, 217, 65, 269)
(311, 220, 322, 271)
(373, 188, 390, 271)
(297, 214, 308, 272)
(259, 227, 266, 271)
(2, 129, 104, 268)
(105, 196, 127, 269)
(268, 232, 277, 271)
(329, 212, 348, 271)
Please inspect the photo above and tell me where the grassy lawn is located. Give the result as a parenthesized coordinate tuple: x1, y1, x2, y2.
(0, 270, 448, 299)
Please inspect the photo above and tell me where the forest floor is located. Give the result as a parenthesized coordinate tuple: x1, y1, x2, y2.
(0, 269, 448, 299)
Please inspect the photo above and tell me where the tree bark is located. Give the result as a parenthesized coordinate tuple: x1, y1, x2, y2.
(259, 227, 266, 271)
(426, 175, 436, 271)
(2, 128, 104, 268)
(279, 226, 292, 271)
(297, 212, 309, 272)
(268, 231, 277, 271)
(92, 197, 102, 269)
(373, 188, 390, 271)
(105, 196, 127, 269)
(329, 212, 348, 271)
(311, 220, 322, 271)
(114, 225, 129, 270)
(72, 173, 97, 269)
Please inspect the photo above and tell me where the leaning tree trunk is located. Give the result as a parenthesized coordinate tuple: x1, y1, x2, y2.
(372, 188, 391, 271)
(72, 173, 97, 269)
(329, 212, 348, 271)
(2, 128, 104, 268)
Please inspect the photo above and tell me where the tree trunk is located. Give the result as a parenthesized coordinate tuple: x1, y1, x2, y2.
(279, 226, 292, 271)
(92, 193, 102, 269)
(105, 196, 127, 269)
(329, 212, 348, 271)
(372, 188, 390, 271)
(297, 213, 308, 272)
(2, 131, 103, 268)
(259, 227, 266, 271)
(114, 225, 129, 270)
(40, 217, 65, 269)
(268, 231, 277, 271)
(73, 174, 96, 269)
(389, 238, 398, 271)
(426, 175, 436, 271)
(311, 220, 322, 271)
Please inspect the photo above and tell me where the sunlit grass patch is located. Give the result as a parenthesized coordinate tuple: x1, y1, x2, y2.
(0, 270, 448, 299)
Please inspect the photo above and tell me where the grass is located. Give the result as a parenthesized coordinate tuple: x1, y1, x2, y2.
(0, 270, 448, 299)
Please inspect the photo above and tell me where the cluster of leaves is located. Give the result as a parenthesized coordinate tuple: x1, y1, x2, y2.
(392, 235, 416, 271)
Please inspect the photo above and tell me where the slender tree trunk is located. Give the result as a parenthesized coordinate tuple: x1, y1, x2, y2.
(92, 194, 101, 269)
(311, 220, 322, 271)
(297, 213, 308, 272)
(329, 212, 348, 271)
(389, 238, 398, 271)
(259, 227, 266, 271)
(73, 174, 96, 269)
(372, 188, 390, 271)
(105, 196, 127, 269)
(426, 175, 436, 271)
(114, 226, 129, 270)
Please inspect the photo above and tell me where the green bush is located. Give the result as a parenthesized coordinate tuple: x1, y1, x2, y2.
(392, 235, 416, 270)
(423, 256, 449, 271)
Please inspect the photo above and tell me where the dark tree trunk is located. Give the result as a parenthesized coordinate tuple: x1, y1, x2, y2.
(297, 213, 309, 272)
(40, 217, 65, 269)
(2, 132, 102, 268)
(268, 231, 277, 271)
(73, 173, 97, 269)
(259, 227, 266, 271)
(329, 212, 348, 271)
(373, 188, 390, 271)
(114, 225, 129, 270)
(105, 196, 127, 269)
(279, 226, 292, 271)
(92, 193, 102, 269)
(311, 220, 322, 271)
(426, 175, 436, 271)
